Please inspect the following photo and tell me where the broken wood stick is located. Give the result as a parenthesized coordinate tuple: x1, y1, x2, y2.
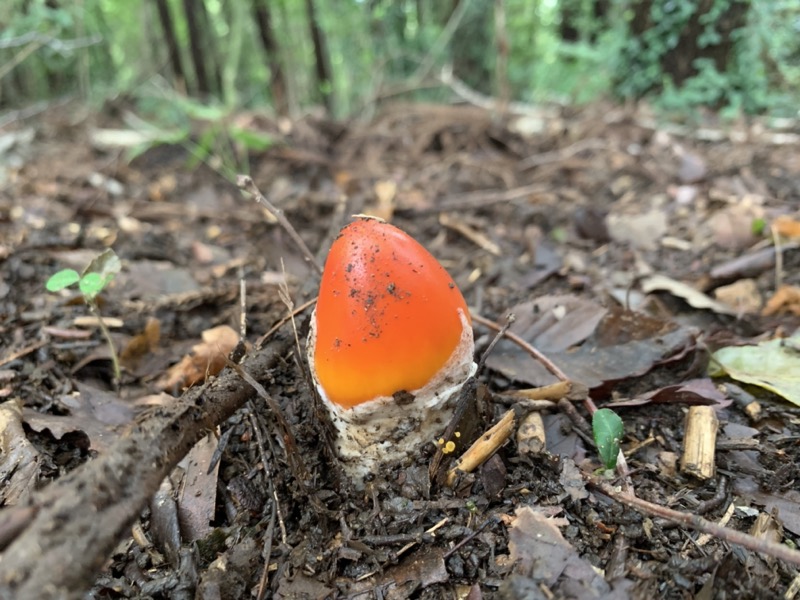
(680, 405, 718, 480)
(446, 409, 516, 487)
(516, 410, 546, 456)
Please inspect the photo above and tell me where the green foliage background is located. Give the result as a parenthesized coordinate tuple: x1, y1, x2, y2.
(1, 0, 798, 118)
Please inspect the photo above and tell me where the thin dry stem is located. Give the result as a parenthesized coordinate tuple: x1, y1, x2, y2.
(237, 175, 323, 275)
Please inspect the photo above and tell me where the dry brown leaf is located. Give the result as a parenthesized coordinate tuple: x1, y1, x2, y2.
(120, 317, 161, 367)
(762, 285, 800, 316)
(773, 215, 800, 239)
(157, 325, 240, 391)
(369, 179, 397, 222)
(439, 213, 502, 256)
(713, 279, 762, 314)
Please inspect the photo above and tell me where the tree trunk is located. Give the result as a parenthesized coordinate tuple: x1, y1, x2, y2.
(252, 0, 289, 116)
(304, 0, 333, 113)
(153, 0, 186, 89)
(181, 0, 212, 96)
(629, 0, 750, 89)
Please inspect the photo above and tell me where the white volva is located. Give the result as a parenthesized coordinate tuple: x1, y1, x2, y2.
(308, 309, 476, 483)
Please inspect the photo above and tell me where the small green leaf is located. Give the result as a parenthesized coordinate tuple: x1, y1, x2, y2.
(46, 269, 80, 292)
(79, 272, 105, 299)
(592, 408, 624, 470)
(751, 217, 766, 236)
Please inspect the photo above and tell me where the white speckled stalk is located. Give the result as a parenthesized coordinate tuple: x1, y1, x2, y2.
(307, 309, 476, 484)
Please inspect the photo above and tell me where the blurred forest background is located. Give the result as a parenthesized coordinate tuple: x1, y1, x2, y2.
(2, 0, 799, 125)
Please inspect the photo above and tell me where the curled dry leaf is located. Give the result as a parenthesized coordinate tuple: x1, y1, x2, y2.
(157, 325, 240, 391)
(713, 279, 762, 314)
(762, 285, 800, 316)
(641, 274, 736, 316)
(605, 378, 731, 409)
(772, 214, 800, 239)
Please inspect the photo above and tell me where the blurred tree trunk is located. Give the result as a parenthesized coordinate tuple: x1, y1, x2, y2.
(629, 0, 750, 88)
(196, 0, 223, 95)
(252, 0, 288, 116)
(559, 0, 610, 43)
(180, 0, 222, 97)
(152, 0, 186, 90)
(447, 0, 492, 94)
(494, 0, 509, 108)
(305, 0, 333, 113)
(559, 0, 581, 42)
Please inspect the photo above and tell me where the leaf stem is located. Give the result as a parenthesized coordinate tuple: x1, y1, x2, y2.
(87, 300, 121, 384)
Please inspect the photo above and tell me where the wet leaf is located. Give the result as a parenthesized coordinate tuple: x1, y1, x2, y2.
(710, 334, 800, 405)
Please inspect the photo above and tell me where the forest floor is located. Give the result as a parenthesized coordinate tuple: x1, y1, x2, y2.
(1, 99, 800, 599)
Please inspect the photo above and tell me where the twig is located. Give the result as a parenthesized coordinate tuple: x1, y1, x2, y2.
(256, 297, 316, 350)
(237, 175, 323, 275)
(477, 313, 514, 374)
(471, 312, 568, 381)
(446, 409, 516, 486)
(443, 515, 499, 559)
(255, 481, 278, 600)
(86, 300, 121, 384)
(588, 478, 800, 569)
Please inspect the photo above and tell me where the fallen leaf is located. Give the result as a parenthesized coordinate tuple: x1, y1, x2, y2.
(120, 317, 161, 367)
(605, 378, 731, 409)
(641, 274, 736, 315)
(157, 325, 240, 391)
(23, 383, 135, 452)
(772, 214, 800, 239)
(710, 333, 800, 405)
(501, 295, 608, 353)
(713, 279, 762, 314)
(763, 285, 800, 316)
(559, 458, 589, 502)
(507, 506, 631, 597)
(606, 210, 668, 251)
(707, 204, 761, 250)
(487, 307, 697, 393)
(178, 433, 220, 543)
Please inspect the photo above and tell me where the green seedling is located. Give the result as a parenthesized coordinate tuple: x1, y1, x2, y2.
(592, 408, 624, 471)
(46, 249, 122, 382)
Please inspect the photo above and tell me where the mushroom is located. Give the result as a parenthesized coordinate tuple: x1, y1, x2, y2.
(307, 217, 476, 481)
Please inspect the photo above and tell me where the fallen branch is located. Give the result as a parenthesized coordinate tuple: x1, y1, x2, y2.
(588, 478, 800, 569)
(0, 335, 293, 600)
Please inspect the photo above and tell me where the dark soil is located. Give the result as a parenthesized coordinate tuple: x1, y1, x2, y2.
(1, 100, 799, 599)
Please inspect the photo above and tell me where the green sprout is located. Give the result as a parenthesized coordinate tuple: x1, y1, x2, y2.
(46, 249, 122, 382)
(592, 408, 624, 471)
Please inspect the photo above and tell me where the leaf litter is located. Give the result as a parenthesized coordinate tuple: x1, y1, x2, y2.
(1, 102, 800, 598)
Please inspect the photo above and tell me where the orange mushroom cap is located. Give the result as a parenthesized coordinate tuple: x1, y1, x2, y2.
(312, 218, 471, 408)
